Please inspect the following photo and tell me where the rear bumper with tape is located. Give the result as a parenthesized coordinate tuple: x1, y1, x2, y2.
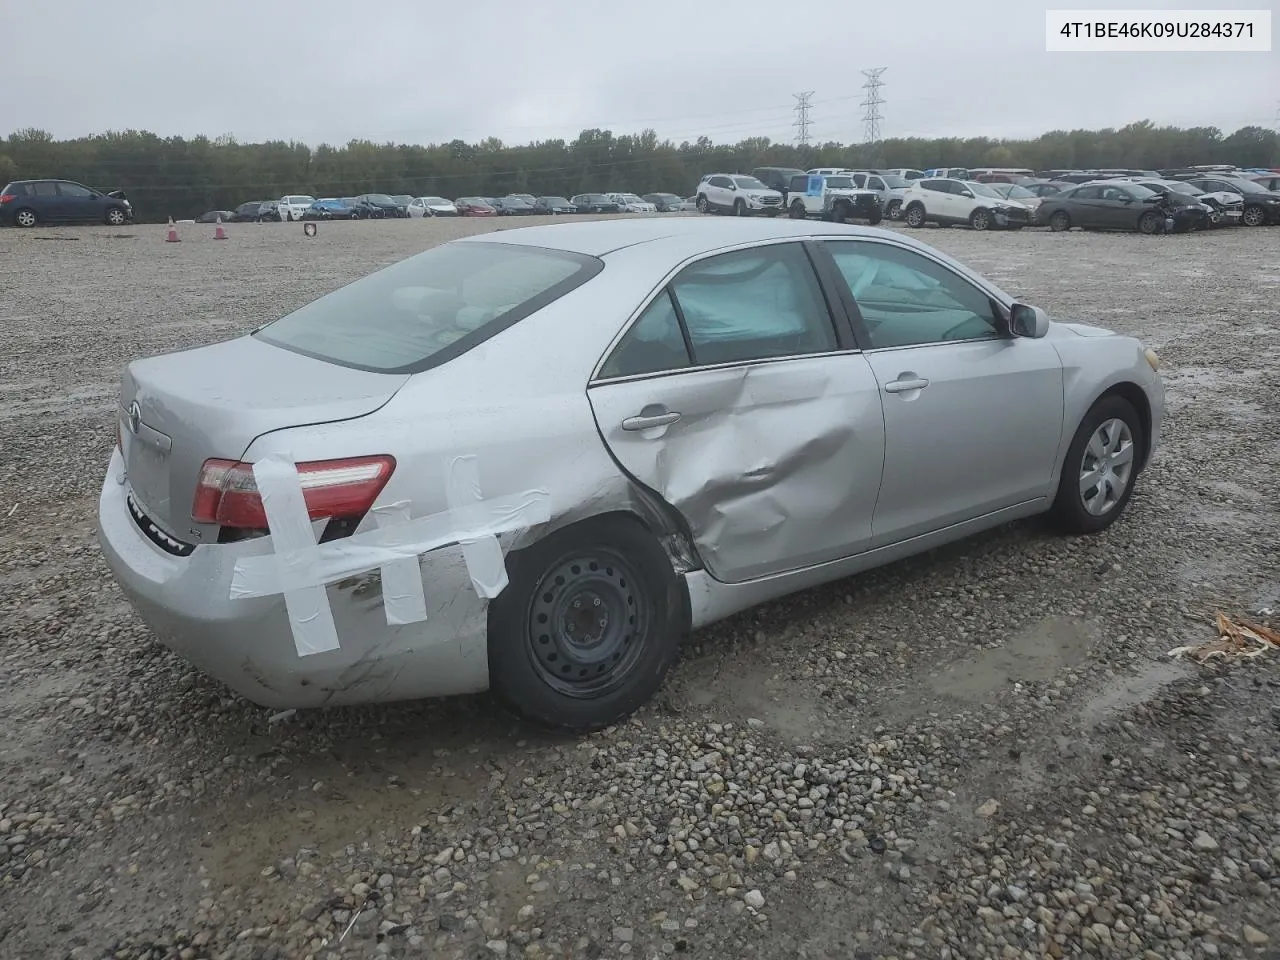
(96, 448, 490, 708)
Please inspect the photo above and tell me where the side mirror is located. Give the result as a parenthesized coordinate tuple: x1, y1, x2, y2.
(1010, 303, 1049, 339)
(960, 190, 974, 198)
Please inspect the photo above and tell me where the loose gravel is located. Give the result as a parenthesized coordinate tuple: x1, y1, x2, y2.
(1, 216, 1278, 960)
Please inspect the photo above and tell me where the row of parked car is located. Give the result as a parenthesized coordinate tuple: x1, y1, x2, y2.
(693, 164, 1280, 234)
(197, 191, 699, 224)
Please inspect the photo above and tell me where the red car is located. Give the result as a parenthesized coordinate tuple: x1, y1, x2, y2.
(455, 197, 497, 217)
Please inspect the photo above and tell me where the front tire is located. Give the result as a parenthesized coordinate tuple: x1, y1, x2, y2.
(1137, 211, 1162, 235)
(867, 204, 883, 226)
(733, 199, 748, 217)
(1242, 204, 1266, 227)
(1048, 210, 1071, 232)
(487, 516, 685, 731)
(969, 208, 991, 231)
(1050, 395, 1144, 535)
(886, 199, 902, 220)
(105, 207, 127, 226)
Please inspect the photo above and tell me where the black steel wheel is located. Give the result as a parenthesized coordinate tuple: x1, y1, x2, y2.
(488, 516, 686, 731)
(526, 552, 646, 698)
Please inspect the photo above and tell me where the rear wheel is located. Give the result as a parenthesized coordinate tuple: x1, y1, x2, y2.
(1050, 395, 1144, 535)
(487, 516, 685, 731)
(788, 200, 806, 219)
(904, 203, 926, 228)
(696, 195, 710, 214)
(14, 208, 37, 228)
(1048, 210, 1071, 232)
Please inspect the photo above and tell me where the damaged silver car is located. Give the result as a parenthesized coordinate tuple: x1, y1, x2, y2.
(98, 218, 1164, 730)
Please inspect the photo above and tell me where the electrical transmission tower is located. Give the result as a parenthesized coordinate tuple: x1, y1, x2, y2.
(860, 68, 886, 145)
(793, 92, 815, 146)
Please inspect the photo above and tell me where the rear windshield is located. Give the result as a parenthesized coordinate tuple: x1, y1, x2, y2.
(254, 241, 603, 374)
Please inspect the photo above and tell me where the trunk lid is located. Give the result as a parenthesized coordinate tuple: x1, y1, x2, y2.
(119, 335, 409, 543)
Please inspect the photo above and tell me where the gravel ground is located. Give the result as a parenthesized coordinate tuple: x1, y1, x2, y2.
(1, 215, 1278, 960)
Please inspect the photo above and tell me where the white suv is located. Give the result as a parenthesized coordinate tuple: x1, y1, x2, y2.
(899, 178, 1031, 231)
(696, 174, 783, 216)
(277, 195, 316, 221)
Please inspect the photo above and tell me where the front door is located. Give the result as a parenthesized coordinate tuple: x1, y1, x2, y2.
(819, 238, 1065, 545)
(587, 241, 886, 583)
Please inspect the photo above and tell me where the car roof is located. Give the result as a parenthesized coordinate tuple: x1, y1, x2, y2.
(454, 216, 937, 258)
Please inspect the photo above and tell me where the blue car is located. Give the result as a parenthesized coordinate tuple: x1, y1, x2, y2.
(1, 178, 133, 227)
(301, 198, 360, 221)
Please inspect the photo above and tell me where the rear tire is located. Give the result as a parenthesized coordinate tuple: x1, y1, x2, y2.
(487, 516, 686, 731)
(1049, 395, 1144, 535)
(904, 203, 926, 228)
(14, 208, 37, 228)
(788, 200, 806, 220)
(696, 195, 710, 214)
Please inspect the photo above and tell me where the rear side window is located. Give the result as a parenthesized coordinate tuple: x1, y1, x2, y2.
(33, 182, 58, 196)
(919, 179, 945, 192)
(599, 292, 690, 378)
(671, 244, 836, 365)
(2, 183, 29, 196)
(255, 241, 602, 374)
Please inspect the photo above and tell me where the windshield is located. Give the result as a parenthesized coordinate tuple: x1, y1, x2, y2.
(287, 196, 313, 204)
(392, 195, 412, 203)
(1155, 181, 1198, 195)
(422, 197, 449, 205)
(824, 176, 855, 189)
(542, 197, 569, 204)
(367, 194, 394, 203)
(965, 182, 1001, 198)
(1002, 184, 1035, 199)
(732, 176, 768, 190)
(881, 176, 909, 188)
(255, 242, 601, 374)
(1126, 184, 1158, 200)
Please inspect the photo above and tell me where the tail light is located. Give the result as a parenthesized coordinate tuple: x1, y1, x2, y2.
(191, 455, 395, 528)
(0, 194, 15, 205)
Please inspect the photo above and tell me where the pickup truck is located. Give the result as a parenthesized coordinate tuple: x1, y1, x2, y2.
(785, 174, 883, 224)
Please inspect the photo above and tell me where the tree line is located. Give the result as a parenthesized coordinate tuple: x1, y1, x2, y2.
(1, 121, 1275, 223)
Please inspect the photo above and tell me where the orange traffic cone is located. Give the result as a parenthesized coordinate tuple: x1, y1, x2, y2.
(165, 217, 180, 242)
(214, 217, 227, 240)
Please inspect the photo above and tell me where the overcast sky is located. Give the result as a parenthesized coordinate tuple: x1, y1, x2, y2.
(4, 0, 1275, 147)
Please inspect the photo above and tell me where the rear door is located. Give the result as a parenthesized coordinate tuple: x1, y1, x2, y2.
(29, 180, 64, 220)
(587, 240, 886, 583)
(818, 238, 1064, 545)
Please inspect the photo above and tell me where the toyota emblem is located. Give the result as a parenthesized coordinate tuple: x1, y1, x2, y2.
(127, 401, 141, 434)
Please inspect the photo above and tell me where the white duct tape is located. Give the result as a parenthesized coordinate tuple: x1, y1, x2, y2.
(231, 455, 551, 657)
(251, 455, 342, 657)
(371, 500, 429, 625)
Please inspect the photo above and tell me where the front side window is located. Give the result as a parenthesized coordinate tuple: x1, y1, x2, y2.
(823, 241, 1001, 350)
(670, 244, 836, 366)
(58, 182, 94, 198)
(255, 241, 600, 374)
(1071, 186, 1101, 200)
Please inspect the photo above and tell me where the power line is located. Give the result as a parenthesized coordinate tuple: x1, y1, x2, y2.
(860, 68, 886, 145)
(792, 92, 814, 146)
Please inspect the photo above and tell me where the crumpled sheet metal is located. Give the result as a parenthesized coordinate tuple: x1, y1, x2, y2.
(231, 452, 551, 657)
(1168, 611, 1280, 663)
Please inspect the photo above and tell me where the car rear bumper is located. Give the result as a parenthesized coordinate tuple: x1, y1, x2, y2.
(97, 449, 490, 709)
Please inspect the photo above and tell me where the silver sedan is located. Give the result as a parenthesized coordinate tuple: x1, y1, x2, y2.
(98, 218, 1164, 730)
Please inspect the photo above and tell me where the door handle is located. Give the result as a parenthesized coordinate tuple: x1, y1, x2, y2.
(622, 411, 682, 431)
(884, 377, 929, 394)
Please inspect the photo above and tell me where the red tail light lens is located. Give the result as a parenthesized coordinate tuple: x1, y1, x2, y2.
(0, 194, 14, 205)
(191, 455, 396, 528)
